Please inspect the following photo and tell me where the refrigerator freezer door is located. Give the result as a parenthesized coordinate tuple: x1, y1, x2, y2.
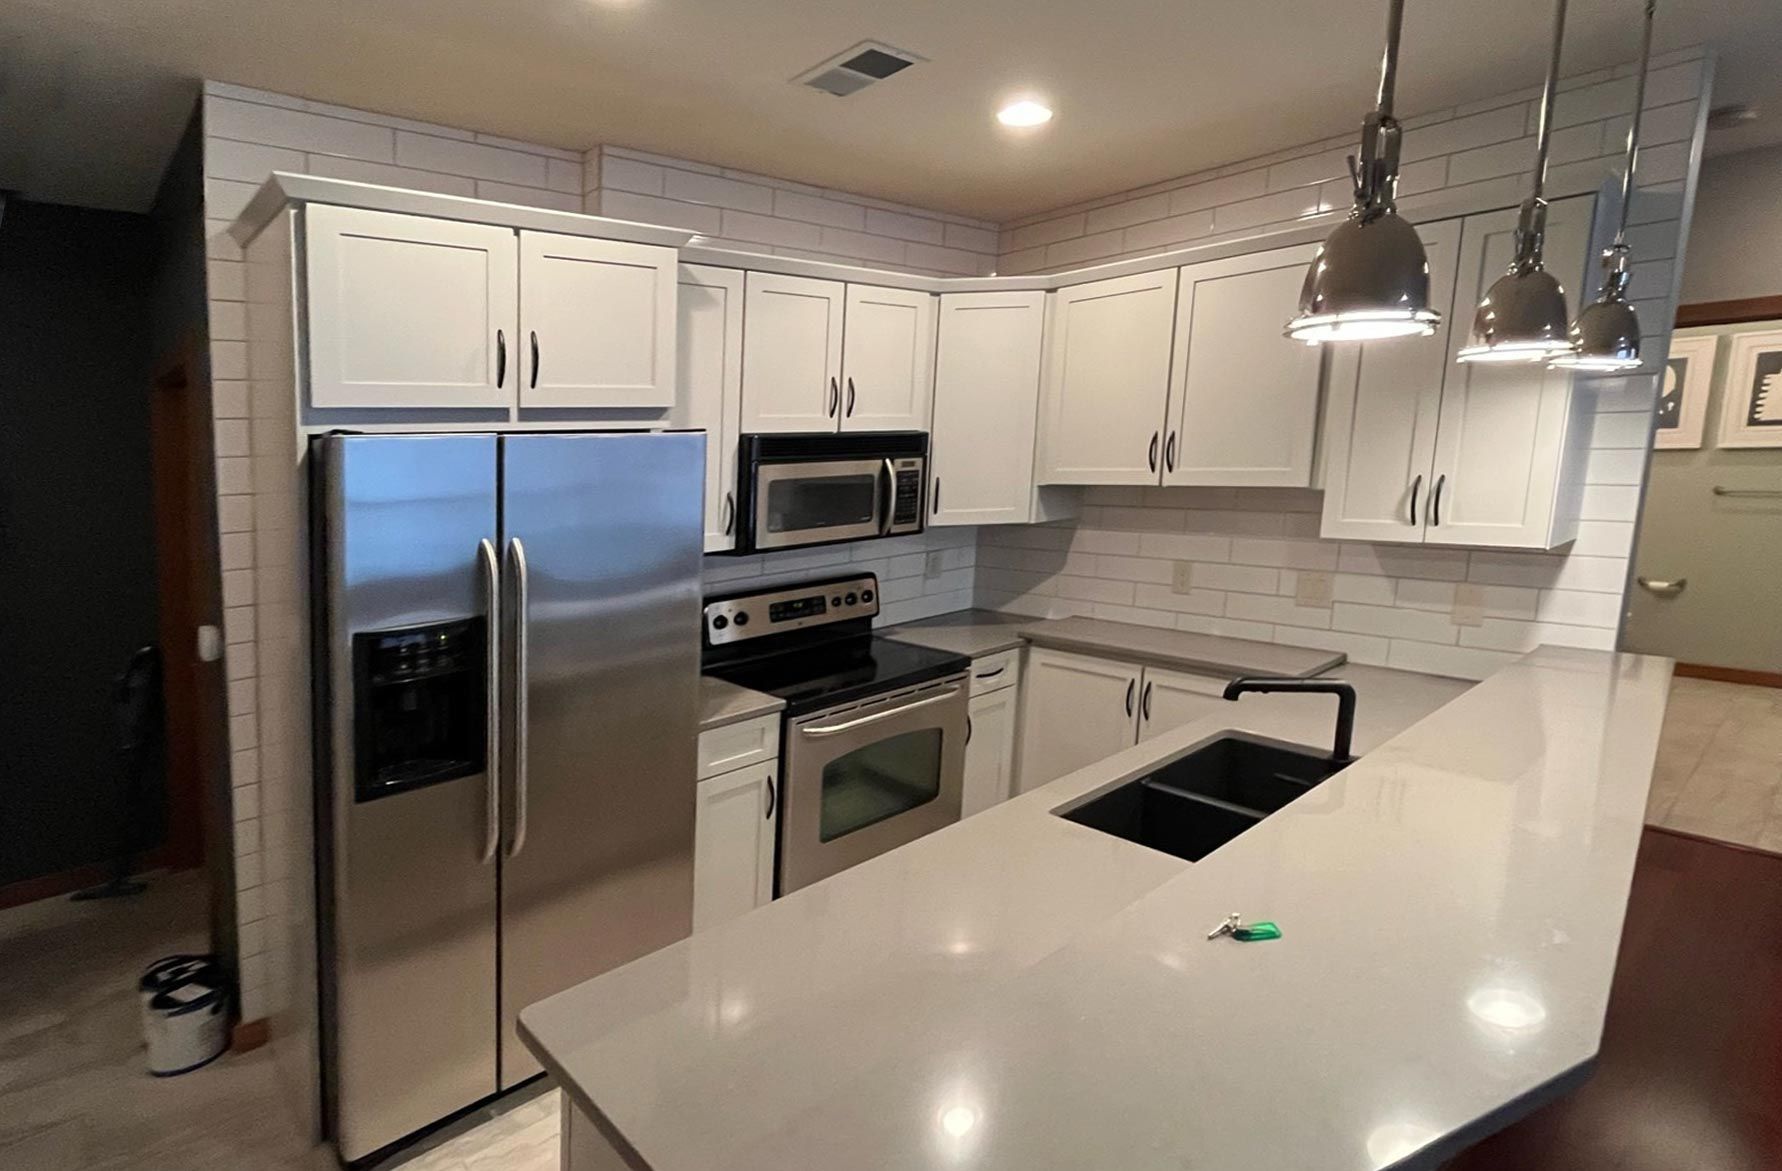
(319, 433, 501, 1162)
(497, 431, 705, 1087)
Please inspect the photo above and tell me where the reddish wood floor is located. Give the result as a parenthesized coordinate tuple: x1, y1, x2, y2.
(1448, 828, 1782, 1170)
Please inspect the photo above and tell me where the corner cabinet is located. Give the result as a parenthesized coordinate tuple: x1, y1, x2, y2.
(961, 649, 1023, 818)
(675, 265, 745, 552)
(1319, 195, 1598, 549)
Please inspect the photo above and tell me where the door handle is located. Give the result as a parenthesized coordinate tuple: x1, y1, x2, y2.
(828, 377, 839, 417)
(505, 536, 531, 859)
(1141, 680, 1153, 721)
(722, 491, 735, 536)
(1147, 432, 1160, 474)
(477, 538, 501, 865)
(496, 329, 507, 388)
(846, 377, 857, 417)
(1165, 432, 1178, 474)
(1637, 576, 1687, 597)
(1431, 474, 1446, 527)
(1125, 678, 1135, 718)
(799, 687, 962, 737)
(1408, 473, 1423, 526)
(932, 476, 941, 516)
(529, 330, 539, 389)
(764, 774, 776, 820)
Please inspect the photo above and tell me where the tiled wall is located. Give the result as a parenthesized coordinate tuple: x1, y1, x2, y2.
(704, 529, 978, 628)
(586, 145, 999, 276)
(976, 50, 1713, 680)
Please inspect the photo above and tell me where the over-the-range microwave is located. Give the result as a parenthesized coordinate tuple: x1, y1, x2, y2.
(730, 432, 927, 553)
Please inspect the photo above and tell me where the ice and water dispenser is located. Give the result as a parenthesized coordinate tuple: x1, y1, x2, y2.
(351, 618, 487, 802)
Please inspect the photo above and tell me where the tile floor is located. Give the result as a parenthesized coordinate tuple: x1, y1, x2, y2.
(1642, 676, 1782, 852)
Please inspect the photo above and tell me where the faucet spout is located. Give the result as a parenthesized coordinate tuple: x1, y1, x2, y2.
(1222, 677, 1357, 763)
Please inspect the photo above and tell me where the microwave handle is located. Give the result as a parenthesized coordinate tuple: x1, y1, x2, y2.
(879, 458, 897, 535)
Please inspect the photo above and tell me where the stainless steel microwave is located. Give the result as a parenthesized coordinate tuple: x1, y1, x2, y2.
(734, 432, 927, 553)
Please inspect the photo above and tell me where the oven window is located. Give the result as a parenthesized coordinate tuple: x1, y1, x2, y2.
(819, 728, 942, 842)
(767, 473, 877, 535)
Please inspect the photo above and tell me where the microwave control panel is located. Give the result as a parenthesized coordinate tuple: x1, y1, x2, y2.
(889, 458, 924, 533)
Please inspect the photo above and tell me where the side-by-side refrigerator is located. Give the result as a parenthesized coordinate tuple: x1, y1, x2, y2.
(311, 430, 704, 1162)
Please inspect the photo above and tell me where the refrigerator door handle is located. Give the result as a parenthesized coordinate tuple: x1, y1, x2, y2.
(506, 535, 531, 859)
(478, 538, 502, 864)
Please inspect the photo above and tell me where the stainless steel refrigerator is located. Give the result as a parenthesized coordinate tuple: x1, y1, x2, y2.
(312, 431, 704, 1162)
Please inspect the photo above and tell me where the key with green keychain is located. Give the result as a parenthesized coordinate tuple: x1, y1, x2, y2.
(1206, 912, 1281, 943)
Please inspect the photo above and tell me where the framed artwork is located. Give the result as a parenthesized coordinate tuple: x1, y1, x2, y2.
(1718, 328, 1782, 449)
(1653, 335, 1718, 449)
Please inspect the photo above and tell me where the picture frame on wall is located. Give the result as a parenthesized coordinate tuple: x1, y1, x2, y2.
(1653, 335, 1718, 449)
(1718, 328, 1782, 449)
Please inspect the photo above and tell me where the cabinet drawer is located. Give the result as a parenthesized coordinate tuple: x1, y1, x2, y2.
(697, 713, 781, 780)
(967, 648, 1022, 696)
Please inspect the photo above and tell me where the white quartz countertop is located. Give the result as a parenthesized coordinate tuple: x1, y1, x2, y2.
(881, 610, 1034, 658)
(697, 676, 784, 732)
(521, 649, 1670, 1171)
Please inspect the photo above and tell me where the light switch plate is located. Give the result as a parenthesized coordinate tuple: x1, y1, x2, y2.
(1294, 571, 1335, 608)
(1452, 583, 1485, 628)
(1172, 561, 1194, 594)
(925, 551, 945, 578)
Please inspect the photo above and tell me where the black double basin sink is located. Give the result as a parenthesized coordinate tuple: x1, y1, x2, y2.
(1054, 731, 1352, 863)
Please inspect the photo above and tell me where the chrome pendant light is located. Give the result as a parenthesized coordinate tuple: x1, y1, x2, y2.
(1285, 0, 1439, 343)
(1457, 0, 1577, 364)
(1551, 0, 1655, 372)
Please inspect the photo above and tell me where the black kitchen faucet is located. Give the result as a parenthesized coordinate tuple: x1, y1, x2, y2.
(1222, 677, 1358, 764)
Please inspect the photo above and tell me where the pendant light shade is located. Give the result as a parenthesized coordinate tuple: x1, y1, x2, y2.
(1551, 0, 1656, 374)
(1457, 0, 1576, 364)
(1285, 0, 1438, 343)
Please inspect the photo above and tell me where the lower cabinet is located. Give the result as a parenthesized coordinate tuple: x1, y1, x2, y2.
(692, 749, 778, 933)
(961, 648, 1023, 818)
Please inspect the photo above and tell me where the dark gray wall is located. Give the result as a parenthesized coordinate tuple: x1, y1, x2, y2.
(0, 198, 160, 886)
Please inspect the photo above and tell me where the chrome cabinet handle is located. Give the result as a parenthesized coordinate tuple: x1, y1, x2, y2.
(477, 538, 501, 865)
(800, 688, 962, 738)
(505, 536, 531, 859)
(828, 377, 839, 417)
(1431, 474, 1446, 527)
(529, 330, 539, 389)
(1408, 473, 1423, 526)
(496, 329, 507, 388)
(1141, 680, 1153, 721)
(1125, 678, 1135, 717)
(1147, 432, 1160, 474)
(846, 377, 856, 417)
(1637, 576, 1687, 596)
(1165, 432, 1178, 473)
(764, 774, 776, 820)
(722, 491, 735, 536)
(932, 477, 941, 516)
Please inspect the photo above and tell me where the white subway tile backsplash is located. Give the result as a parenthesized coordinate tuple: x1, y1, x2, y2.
(865, 207, 944, 245)
(1225, 592, 1332, 629)
(663, 168, 774, 213)
(1536, 588, 1625, 627)
(1122, 210, 1217, 253)
(1332, 602, 1459, 644)
(601, 191, 722, 234)
(207, 97, 396, 160)
(474, 181, 581, 212)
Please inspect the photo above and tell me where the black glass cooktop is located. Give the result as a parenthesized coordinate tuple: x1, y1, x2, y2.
(705, 636, 970, 717)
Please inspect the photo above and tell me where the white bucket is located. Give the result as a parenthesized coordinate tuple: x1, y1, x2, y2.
(139, 955, 230, 1076)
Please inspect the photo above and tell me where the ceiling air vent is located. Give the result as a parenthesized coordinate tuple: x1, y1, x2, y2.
(795, 42, 926, 97)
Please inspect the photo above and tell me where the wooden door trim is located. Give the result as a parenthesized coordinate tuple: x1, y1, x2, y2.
(1674, 296, 1782, 328)
(1673, 662, 1782, 690)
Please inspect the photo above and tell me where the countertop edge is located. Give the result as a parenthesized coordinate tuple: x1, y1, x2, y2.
(1018, 627, 1346, 679)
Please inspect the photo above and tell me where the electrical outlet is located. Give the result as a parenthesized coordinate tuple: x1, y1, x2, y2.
(925, 551, 945, 579)
(1294, 571, 1335, 608)
(1172, 561, 1194, 594)
(1451, 582, 1485, 628)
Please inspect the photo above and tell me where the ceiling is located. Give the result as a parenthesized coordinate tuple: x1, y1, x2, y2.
(1, 0, 1777, 221)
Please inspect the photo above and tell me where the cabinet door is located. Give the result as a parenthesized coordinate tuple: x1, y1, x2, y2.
(1425, 197, 1594, 549)
(1137, 667, 1229, 743)
(305, 204, 517, 409)
(517, 233, 676, 408)
(841, 285, 936, 431)
(1164, 245, 1325, 486)
(1318, 218, 1464, 542)
(676, 265, 745, 552)
(930, 291, 1048, 526)
(692, 760, 777, 932)
(1015, 647, 1140, 792)
(963, 685, 1020, 818)
(1037, 271, 1178, 485)
(740, 272, 844, 433)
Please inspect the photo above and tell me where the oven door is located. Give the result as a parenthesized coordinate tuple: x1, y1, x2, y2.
(751, 458, 885, 550)
(779, 675, 967, 894)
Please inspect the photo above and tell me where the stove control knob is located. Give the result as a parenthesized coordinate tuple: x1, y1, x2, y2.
(733, 611, 750, 626)
(711, 615, 729, 630)
(844, 592, 858, 605)
(832, 595, 843, 607)
(861, 589, 874, 603)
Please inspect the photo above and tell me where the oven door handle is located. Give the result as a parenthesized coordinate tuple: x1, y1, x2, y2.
(878, 458, 897, 536)
(799, 687, 963, 738)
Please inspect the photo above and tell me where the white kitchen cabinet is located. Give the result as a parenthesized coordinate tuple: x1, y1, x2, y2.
(692, 759, 777, 932)
(517, 232, 677, 409)
(840, 284, 935, 431)
(676, 265, 745, 552)
(1016, 647, 1141, 791)
(1164, 245, 1325, 487)
(1136, 666, 1229, 743)
(1037, 271, 1179, 485)
(963, 686, 1020, 818)
(305, 204, 518, 409)
(1317, 219, 1464, 541)
(740, 272, 845, 432)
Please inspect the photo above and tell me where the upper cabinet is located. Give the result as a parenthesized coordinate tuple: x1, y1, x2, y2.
(841, 284, 935, 431)
(1037, 270, 1179, 484)
(305, 204, 518, 409)
(1318, 195, 1596, 550)
(739, 273, 935, 433)
(1165, 244, 1324, 487)
(675, 264, 745, 552)
(303, 206, 677, 413)
(517, 233, 677, 409)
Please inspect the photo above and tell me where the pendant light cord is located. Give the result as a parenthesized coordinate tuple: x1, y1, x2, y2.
(1613, 0, 1657, 245)
(1352, 0, 1408, 220)
(1375, 0, 1404, 116)
(1508, 0, 1570, 274)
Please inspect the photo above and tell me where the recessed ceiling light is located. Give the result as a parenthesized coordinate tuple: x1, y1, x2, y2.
(996, 99, 1053, 128)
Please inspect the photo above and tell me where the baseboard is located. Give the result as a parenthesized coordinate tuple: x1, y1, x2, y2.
(231, 1017, 270, 1053)
(1646, 824, 1782, 860)
(1675, 662, 1782, 690)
